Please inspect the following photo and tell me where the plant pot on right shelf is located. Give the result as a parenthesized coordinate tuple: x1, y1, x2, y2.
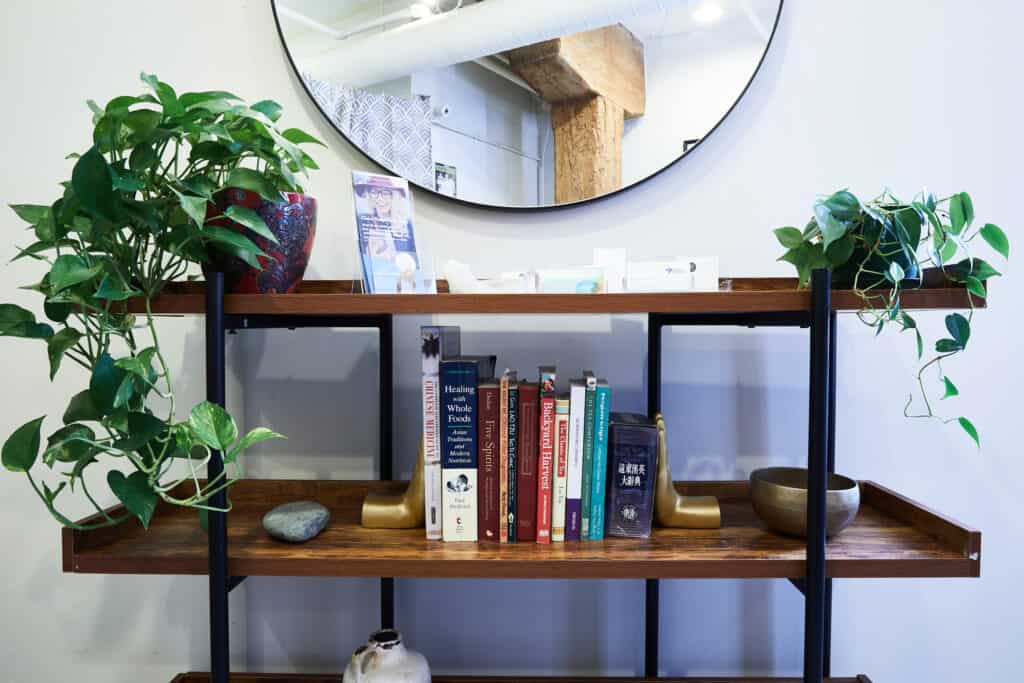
(206, 188, 317, 294)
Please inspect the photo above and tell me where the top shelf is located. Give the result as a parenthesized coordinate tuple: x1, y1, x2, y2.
(131, 278, 979, 317)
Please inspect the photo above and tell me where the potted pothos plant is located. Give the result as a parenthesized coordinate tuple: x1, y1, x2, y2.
(0, 73, 323, 529)
(774, 188, 1009, 446)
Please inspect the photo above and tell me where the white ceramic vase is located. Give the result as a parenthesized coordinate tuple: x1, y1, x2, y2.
(343, 629, 431, 683)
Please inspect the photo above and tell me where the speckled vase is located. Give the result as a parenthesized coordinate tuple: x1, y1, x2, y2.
(342, 630, 430, 683)
(205, 187, 317, 294)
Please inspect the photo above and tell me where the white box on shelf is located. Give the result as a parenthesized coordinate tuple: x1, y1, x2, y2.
(625, 257, 719, 292)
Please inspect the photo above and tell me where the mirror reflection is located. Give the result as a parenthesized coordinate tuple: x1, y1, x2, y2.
(275, 0, 782, 208)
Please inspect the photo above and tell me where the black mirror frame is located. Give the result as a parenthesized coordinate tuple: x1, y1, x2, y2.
(270, 0, 784, 212)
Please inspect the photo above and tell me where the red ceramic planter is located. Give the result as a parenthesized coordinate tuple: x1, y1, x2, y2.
(206, 188, 317, 294)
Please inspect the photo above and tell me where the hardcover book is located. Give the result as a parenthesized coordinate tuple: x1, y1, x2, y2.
(353, 171, 435, 294)
(498, 370, 517, 543)
(515, 382, 540, 542)
(588, 378, 611, 540)
(579, 371, 597, 538)
(477, 379, 500, 542)
(440, 359, 478, 542)
(535, 366, 557, 544)
(565, 378, 587, 541)
(506, 380, 520, 543)
(605, 413, 658, 538)
(551, 394, 570, 542)
(421, 326, 461, 540)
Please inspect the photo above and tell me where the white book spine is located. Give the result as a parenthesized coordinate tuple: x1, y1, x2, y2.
(551, 398, 570, 542)
(421, 326, 459, 540)
(565, 380, 586, 539)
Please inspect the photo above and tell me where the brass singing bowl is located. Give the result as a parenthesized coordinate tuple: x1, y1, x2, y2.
(749, 467, 860, 538)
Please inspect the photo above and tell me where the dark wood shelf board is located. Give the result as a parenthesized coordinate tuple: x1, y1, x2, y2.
(64, 480, 979, 580)
(129, 279, 978, 316)
(171, 673, 872, 683)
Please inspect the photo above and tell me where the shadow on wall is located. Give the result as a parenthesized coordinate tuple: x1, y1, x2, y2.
(223, 314, 810, 675)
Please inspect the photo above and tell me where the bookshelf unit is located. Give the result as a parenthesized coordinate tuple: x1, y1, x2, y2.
(67, 272, 982, 683)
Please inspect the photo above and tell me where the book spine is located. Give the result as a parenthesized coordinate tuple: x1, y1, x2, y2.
(565, 381, 586, 541)
(605, 415, 658, 538)
(588, 382, 611, 540)
(498, 374, 509, 543)
(535, 395, 556, 544)
(477, 382, 500, 542)
(441, 361, 478, 542)
(421, 326, 460, 540)
(506, 383, 519, 543)
(551, 397, 570, 542)
(579, 382, 597, 538)
(515, 383, 540, 542)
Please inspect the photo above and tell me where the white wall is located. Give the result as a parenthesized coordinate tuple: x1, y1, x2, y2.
(1, 1, 1022, 682)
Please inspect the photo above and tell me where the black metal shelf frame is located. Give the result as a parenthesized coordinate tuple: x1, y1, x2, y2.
(203, 269, 837, 683)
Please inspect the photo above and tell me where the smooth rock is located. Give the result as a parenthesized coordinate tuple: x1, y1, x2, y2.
(262, 501, 330, 543)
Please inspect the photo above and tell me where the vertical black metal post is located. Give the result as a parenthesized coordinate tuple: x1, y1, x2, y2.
(378, 314, 395, 630)
(645, 313, 663, 679)
(206, 273, 230, 683)
(823, 312, 837, 676)
(804, 270, 831, 683)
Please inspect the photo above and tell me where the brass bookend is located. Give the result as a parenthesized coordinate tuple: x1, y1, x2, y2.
(361, 439, 426, 529)
(654, 413, 721, 529)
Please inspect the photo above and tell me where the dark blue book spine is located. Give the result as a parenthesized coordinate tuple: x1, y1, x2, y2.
(605, 413, 658, 538)
(441, 360, 478, 542)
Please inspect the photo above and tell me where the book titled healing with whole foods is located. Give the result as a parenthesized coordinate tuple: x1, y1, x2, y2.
(441, 359, 479, 542)
(352, 171, 435, 294)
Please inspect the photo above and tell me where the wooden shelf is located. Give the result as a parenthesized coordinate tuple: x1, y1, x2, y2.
(64, 480, 979, 580)
(172, 674, 872, 682)
(129, 279, 978, 316)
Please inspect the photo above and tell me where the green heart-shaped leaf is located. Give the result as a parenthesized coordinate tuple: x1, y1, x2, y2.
(2, 416, 45, 473)
(107, 470, 158, 528)
(189, 401, 238, 452)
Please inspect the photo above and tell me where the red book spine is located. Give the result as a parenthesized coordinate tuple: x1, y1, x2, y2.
(535, 395, 556, 544)
(515, 383, 540, 542)
(477, 382, 500, 541)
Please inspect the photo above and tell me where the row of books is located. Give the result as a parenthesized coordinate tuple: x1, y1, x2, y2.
(421, 326, 659, 543)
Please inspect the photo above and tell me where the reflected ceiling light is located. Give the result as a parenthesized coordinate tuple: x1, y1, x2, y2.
(692, 2, 724, 24)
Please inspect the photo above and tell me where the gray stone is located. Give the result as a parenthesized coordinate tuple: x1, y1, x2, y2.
(262, 501, 330, 543)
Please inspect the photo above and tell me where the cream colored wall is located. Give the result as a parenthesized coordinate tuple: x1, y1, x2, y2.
(1, 0, 1022, 681)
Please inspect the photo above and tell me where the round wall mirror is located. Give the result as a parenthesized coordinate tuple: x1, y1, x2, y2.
(273, 0, 783, 209)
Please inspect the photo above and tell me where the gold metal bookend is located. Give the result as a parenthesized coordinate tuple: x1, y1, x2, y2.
(654, 414, 721, 529)
(361, 439, 426, 529)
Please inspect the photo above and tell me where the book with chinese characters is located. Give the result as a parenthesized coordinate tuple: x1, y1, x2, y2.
(440, 359, 478, 542)
(420, 326, 461, 540)
(515, 382, 540, 542)
(551, 393, 570, 542)
(605, 413, 658, 538)
(352, 171, 435, 294)
(506, 379, 520, 543)
(565, 378, 587, 541)
(535, 366, 557, 544)
(588, 378, 611, 540)
(579, 371, 597, 538)
(477, 379, 500, 542)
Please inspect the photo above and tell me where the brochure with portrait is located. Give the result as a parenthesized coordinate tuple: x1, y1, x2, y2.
(352, 171, 436, 294)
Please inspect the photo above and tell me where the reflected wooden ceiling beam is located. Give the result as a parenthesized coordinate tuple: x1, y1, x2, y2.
(508, 24, 645, 203)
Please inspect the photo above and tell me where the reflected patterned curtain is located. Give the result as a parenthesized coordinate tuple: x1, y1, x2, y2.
(303, 75, 433, 188)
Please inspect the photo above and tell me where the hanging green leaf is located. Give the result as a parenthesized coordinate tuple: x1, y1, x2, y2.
(948, 258, 1001, 283)
(957, 417, 980, 447)
(224, 205, 278, 244)
(2, 416, 45, 473)
(89, 353, 126, 414)
(189, 401, 239, 452)
(887, 261, 905, 283)
(107, 470, 159, 528)
(979, 223, 1009, 259)
(773, 227, 804, 249)
(42, 423, 96, 466)
(965, 276, 986, 299)
(47, 328, 82, 380)
(63, 390, 103, 424)
(71, 146, 119, 221)
(9, 204, 50, 225)
(945, 313, 970, 349)
(823, 190, 860, 221)
(226, 426, 284, 463)
(172, 190, 208, 226)
(941, 377, 959, 400)
(49, 255, 102, 294)
(111, 412, 165, 452)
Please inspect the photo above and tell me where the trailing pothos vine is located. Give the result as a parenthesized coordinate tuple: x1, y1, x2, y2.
(774, 188, 1008, 446)
(0, 73, 323, 529)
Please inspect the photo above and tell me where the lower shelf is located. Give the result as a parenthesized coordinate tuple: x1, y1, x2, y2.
(64, 479, 979, 579)
(171, 675, 872, 683)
